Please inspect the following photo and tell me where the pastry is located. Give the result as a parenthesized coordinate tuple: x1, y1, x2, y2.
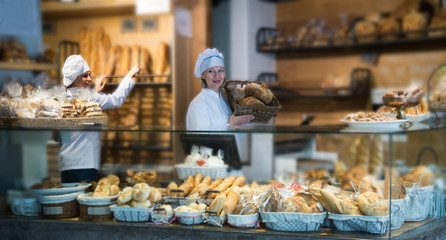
(378, 17, 401, 40)
(132, 183, 151, 201)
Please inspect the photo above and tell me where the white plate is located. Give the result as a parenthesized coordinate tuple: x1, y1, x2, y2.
(31, 183, 91, 196)
(384, 113, 429, 122)
(340, 119, 409, 130)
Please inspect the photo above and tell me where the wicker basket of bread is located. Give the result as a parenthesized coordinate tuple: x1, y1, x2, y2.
(224, 80, 281, 124)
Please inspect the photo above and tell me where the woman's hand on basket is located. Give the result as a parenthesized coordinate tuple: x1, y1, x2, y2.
(229, 113, 255, 130)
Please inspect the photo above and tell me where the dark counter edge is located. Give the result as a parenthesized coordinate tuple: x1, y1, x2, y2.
(0, 215, 445, 240)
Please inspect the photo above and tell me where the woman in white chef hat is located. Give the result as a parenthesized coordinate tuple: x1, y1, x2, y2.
(186, 48, 254, 130)
(59, 55, 140, 183)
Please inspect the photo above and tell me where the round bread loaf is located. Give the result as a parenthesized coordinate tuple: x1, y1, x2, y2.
(358, 191, 388, 216)
(130, 199, 152, 208)
(240, 96, 265, 107)
(244, 82, 273, 105)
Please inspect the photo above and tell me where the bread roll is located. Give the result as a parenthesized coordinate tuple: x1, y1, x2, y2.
(403, 11, 427, 38)
(429, 11, 446, 37)
(110, 184, 121, 196)
(148, 187, 162, 202)
(117, 189, 133, 205)
(132, 183, 151, 201)
(365, 11, 382, 24)
(223, 191, 239, 214)
(240, 96, 265, 107)
(130, 200, 152, 209)
(160, 204, 173, 214)
(341, 166, 368, 191)
(354, 20, 377, 43)
(358, 191, 388, 216)
(402, 165, 433, 187)
(378, 17, 401, 40)
(244, 82, 274, 105)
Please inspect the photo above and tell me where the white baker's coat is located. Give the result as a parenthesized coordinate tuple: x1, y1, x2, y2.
(186, 88, 232, 131)
(59, 76, 135, 171)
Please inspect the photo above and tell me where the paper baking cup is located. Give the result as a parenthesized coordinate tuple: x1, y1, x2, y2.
(404, 186, 434, 222)
(260, 212, 326, 232)
(227, 213, 259, 228)
(389, 197, 408, 230)
(175, 164, 228, 180)
(175, 210, 205, 225)
(203, 213, 227, 227)
(328, 213, 389, 235)
(109, 204, 152, 222)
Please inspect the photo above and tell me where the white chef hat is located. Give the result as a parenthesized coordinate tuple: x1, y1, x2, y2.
(62, 55, 91, 87)
(194, 48, 224, 78)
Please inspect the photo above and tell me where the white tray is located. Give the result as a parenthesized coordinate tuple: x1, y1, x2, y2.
(31, 183, 91, 196)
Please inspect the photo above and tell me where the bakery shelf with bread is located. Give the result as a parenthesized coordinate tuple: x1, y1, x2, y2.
(224, 80, 282, 123)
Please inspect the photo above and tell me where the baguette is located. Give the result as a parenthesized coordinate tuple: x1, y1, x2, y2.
(186, 175, 194, 186)
(177, 182, 194, 197)
(208, 178, 223, 189)
(231, 176, 246, 187)
(139, 47, 152, 82)
(166, 181, 178, 197)
(117, 187, 133, 205)
(202, 176, 212, 185)
(104, 45, 121, 78)
(208, 176, 237, 198)
(153, 41, 169, 82)
(223, 190, 239, 214)
(207, 193, 226, 215)
(130, 45, 140, 82)
(194, 173, 203, 186)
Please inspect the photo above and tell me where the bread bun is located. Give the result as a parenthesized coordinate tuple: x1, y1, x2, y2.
(148, 187, 162, 202)
(378, 17, 400, 40)
(354, 21, 377, 43)
(244, 82, 274, 104)
(240, 96, 265, 107)
(132, 183, 151, 201)
(402, 165, 433, 187)
(403, 11, 427, 38)
(358, 191, 388, 216)
(130, 200, 152, 209)
(160, 204, 173, 214)
(117, 189, 132, 205)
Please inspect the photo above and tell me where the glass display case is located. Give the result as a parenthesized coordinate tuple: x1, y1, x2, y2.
(0, 120, 445, 240)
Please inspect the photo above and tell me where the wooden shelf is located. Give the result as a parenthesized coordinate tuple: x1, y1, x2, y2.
(0, 62, 56, 71)
(41, 0, 135, 19)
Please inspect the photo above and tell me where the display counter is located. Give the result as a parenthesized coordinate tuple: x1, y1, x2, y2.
(1, 118, 445, 240)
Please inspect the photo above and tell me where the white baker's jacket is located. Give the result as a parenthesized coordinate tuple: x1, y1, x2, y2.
(186, 88, 232, 131)
(59, 76, 135, 171)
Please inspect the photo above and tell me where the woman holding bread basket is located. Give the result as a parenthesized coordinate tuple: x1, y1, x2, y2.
(59, 55, 140, 183)
(186, 48, 254, 130)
